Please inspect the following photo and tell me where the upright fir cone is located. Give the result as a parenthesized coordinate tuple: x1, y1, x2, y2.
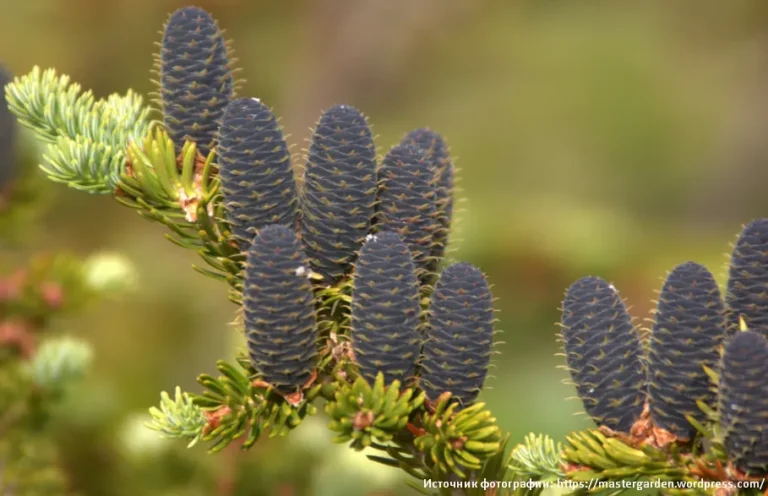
(350, 231, 421, 386)
(0, 65, 17, 193)
(420, 262, 494, 408)
(218, 98, 298, 250)
(648, 262, 725, 440)
(243, 224, 318, 397)
(719, 330, 768, 474)
(300, 105, 377, 282)
(376, 143, 439, 280)
(159, 6, 234, 156)
(560, 276, 646, 433)
(401, 128, 454, 272)
(725, 218, 768, 339)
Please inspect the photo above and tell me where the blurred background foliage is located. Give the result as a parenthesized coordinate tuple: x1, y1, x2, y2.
(4, 0, 768, 494)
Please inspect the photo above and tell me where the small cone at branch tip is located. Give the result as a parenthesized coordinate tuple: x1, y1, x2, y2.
(420, 262, 494, 408)
(300, 104, 377, 282)
(160, 5, 234, 157)
(719, 330, 768, 474)
(376, 142, 440, 280)
(560, 276, 646, 433)
(243, 224, 318, 397)
(648, 261, 725, 440)
(401, 128, 455, 273)
(725, 218, 768, 339)
(0, 65, 17, 193)
(218, 98, 298, 250)
(350, 231, 421, 386)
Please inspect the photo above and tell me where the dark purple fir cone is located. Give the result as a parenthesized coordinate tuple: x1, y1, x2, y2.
(725, 218, 768, 339)
(560, 276, 646, 433)
(420, 262, 494, 408)
(376, 143, 439, 279)
(0, 65, 17, 192)
(299, 105, 377, 282)
(243, 224, 318, 396)
(401, 128, 454, 271)
(719, 330, 768, 475)
(648, 262, 725, 440)
(350, 231, 421, 386)
(218, 98, 298, 250)
(159, 6, 234, 156)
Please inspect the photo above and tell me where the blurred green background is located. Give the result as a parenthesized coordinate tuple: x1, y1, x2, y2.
(5, 0, 768, 494)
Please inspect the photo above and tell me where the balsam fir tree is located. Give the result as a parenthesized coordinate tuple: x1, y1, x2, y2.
(4, 6, 510, 495)
(11, 4, 768, 495)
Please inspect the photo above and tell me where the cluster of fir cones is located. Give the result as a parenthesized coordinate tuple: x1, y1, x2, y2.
(157, 6, 496, 409)
(560, 218, 768, 479)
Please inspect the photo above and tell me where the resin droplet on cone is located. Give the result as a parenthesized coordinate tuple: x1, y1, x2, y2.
(300, 105, 377, 282)
(648, 262, 725, 440)
(719, 330, 768, 474)
(420, 262, 494, 408)
(350, 232, 421, 386)
(725, 218, 768, 338)
(401, 128, 454, 273)
(218, 98, 298, 249)
(243, 225, 318, 396)
(160, 6, 234, 156)
(376, 143, 439, 279)
(560, 276, 646, 433)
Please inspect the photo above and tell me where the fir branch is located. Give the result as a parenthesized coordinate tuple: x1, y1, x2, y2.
(5, 66, 152, 193)
(5, 67, 97, 144)
(42, 135, 126, 193)
(150, 357, 323, 454)
(146, 387, 207, 448)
